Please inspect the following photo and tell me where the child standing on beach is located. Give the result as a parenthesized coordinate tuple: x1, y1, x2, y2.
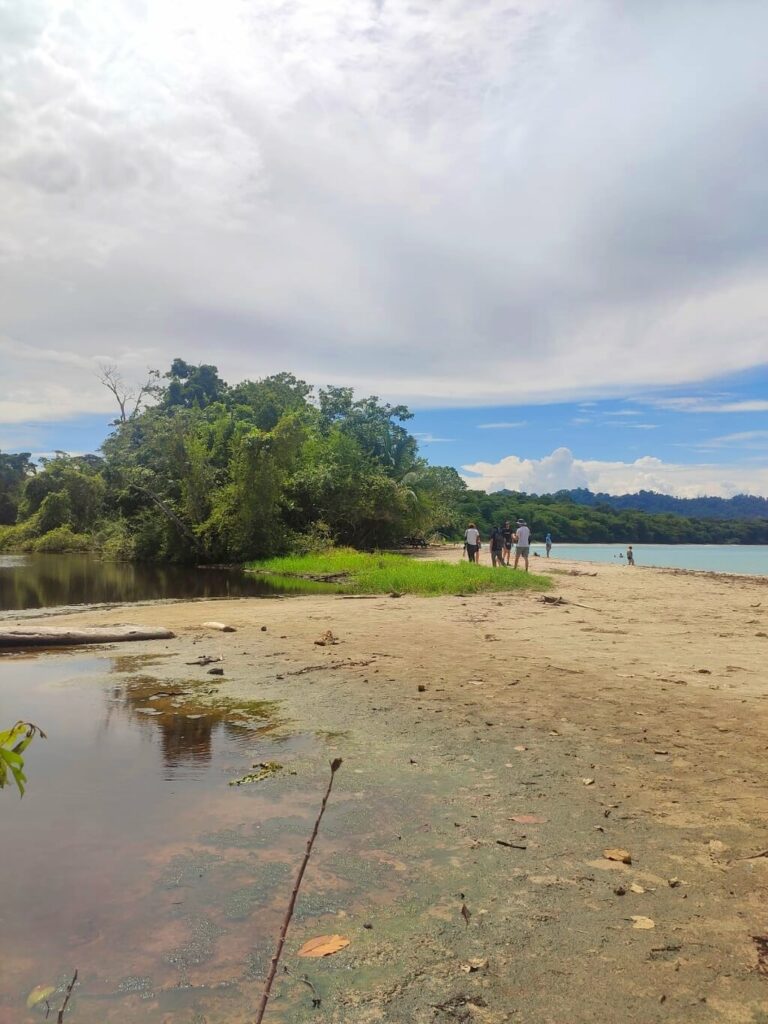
(627, 545, 635, 565)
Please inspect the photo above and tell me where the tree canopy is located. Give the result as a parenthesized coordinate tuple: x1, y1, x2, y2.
(1, 362, 766, 560)
(0, 362, 466, 561)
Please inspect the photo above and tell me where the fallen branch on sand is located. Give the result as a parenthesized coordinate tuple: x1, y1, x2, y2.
(185, 654, 223, 666)
(0, 627, 174, 648)
(539, 595, 599, 611)
(286, 659, 375, 676)
(254, 759, 343, 1024)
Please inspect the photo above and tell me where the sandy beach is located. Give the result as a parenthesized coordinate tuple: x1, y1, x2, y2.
(7, 551, 768, 1023)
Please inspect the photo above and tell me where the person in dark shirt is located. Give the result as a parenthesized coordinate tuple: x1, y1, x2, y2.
(502, 520, 514, 565)
(490, 525, 506, 567)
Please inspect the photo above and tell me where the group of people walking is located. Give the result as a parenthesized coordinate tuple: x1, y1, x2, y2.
(464, 520, 552, 573)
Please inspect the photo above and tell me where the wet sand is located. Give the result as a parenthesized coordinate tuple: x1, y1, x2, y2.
(7, 552, 768, 1023)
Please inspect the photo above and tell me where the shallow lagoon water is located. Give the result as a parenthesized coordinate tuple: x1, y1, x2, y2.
(534, 542, 768, 575)
(0, 652, 317, 1022)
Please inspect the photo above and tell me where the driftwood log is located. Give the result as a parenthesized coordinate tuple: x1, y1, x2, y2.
(0, 626, 175, 648)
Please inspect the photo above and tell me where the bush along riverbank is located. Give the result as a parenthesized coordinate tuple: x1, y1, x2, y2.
(248, 549, 551, 596)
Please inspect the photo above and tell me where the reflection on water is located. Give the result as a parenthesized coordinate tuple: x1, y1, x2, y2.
(0, 653, 315, 1022)
(112, 670, 282, 779)
(0, 553, 338, 613)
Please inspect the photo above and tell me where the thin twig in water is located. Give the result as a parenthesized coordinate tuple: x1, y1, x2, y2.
(57, 970, 78, 1023)
(254, 759, 343, 1024)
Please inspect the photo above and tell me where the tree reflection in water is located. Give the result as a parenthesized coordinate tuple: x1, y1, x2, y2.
(107, 674, 283, 778)
(0, 552, 293, 612)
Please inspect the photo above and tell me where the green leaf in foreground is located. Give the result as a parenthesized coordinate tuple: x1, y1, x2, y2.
(0, 721, 46, 796)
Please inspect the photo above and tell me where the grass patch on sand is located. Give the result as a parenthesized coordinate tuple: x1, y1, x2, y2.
(248, 549, 551, 596)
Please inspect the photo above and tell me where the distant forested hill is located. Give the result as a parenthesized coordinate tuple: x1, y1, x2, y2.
(456, 490, 768, 544)
(552, 488, 768, 520)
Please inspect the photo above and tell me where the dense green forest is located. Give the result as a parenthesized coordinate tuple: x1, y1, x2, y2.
(0, 361, 464, 561)
(553, 487, 768, 521)
(1, 360, 767, 560)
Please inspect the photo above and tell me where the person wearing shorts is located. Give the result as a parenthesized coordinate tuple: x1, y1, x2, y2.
(513, 519, 531, 572)
(545, 533, 552, 557)
(464, 523, 480, 563)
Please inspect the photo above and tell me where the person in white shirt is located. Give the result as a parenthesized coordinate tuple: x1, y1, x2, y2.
(464, 523, 480, 563)
(513, 519, 531, 572)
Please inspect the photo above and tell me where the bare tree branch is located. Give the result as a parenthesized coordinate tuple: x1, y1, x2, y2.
(97, 364, 129, 422)
(97, 364, 159, 422)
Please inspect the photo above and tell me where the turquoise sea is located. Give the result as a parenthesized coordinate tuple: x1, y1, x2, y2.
(532, 543, 768, 575)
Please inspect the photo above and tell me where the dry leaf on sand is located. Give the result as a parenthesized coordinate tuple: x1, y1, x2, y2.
(603, 848, 632, 864)
(460, 958, 489, 973)
(297, 935, 350, 958)
(631, 915, 655, 929)
(509, 814, 547, 824)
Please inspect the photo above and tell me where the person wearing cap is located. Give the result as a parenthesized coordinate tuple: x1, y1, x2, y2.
(513, 519, 531, 572)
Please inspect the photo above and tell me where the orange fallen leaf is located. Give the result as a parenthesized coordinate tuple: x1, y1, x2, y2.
(603, 847, 632, 864)
(297, 934, 350, 958)
(509, 815, 547, 824)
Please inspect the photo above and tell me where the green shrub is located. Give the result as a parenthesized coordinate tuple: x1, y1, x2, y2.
(31, 526, 92, 553)
(95, 520, 137, 561)
(36, 491, 73, 533)
(290, 520, 334, 555)
(0, 521, 37, 551)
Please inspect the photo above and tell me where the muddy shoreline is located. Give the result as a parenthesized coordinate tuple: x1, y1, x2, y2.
(5, 555, 768, 1022)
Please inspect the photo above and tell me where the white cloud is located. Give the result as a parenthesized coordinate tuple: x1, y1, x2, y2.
(413, 432, 454, 443)
(462, 447, 768, 497)
(650, 398, 768, 414)
(1, 1, 768, 422)
(703, 430, 768, 448)
(476, 421, 527, 430)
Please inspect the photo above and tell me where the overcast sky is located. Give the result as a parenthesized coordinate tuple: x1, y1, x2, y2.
(1, 0, 767, 494)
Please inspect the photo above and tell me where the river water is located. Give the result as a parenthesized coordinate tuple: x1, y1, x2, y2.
(0, 553, 327, 613)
